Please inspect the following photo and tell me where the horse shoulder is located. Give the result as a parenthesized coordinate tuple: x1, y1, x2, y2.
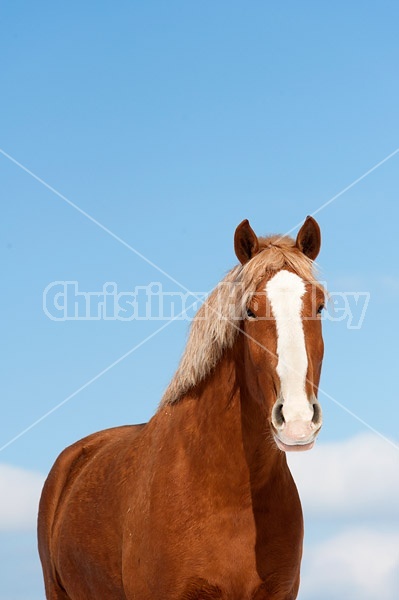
(38, 424, 146, 597)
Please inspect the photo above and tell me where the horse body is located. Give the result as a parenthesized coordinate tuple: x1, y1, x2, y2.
(39, 217, 324, 599)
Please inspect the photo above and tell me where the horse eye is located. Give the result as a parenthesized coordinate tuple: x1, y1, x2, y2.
(246, 308, 257, 319)
(317, 304, 325, 315)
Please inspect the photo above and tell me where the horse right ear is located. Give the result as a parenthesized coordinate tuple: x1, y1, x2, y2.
(295, 216, 321, 261)
(234, 220, 259, 265)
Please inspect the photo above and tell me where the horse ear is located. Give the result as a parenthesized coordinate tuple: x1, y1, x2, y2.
(295, 216, 321, 260)
(234, 219, 259, 265)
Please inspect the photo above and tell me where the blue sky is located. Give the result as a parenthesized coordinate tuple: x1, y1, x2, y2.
(1, 2, 399, 598)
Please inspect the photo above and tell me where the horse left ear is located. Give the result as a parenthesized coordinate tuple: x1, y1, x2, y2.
(234, 219, 259, 265)
(295, 216, 321, 260)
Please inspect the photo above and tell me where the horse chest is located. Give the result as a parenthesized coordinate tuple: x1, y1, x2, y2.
(123, 501, 300, 600)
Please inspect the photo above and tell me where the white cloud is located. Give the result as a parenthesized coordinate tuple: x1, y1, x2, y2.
(0, 464, 45, 530)
(287, 433, 399, 518)
(299, 527, 399, 600)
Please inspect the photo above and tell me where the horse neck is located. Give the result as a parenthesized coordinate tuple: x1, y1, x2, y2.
(168, 344, 286, 492)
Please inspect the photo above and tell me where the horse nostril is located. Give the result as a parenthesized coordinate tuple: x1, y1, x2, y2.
(272, 402, 285, 428)
(312, 402, 322, 427)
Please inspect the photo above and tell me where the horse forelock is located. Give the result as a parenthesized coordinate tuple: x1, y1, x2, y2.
(160, 234, 322, 406)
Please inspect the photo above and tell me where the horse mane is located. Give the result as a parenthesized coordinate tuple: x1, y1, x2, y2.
(160, 234, 321, 406)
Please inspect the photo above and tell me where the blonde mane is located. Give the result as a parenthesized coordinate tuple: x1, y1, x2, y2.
(160, 235, 321, 406)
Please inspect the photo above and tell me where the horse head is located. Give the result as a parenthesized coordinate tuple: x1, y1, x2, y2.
(235, 217, 324, 452)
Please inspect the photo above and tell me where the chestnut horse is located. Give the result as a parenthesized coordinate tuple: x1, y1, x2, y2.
(38, 217, 325, 600)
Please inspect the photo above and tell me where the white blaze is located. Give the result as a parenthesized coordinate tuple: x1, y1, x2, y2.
(266, 270, 313, 422)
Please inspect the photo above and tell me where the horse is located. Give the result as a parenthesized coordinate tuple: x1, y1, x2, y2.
(38, 216, 325, 600)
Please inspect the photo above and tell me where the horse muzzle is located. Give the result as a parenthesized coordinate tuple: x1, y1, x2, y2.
(273, 420, 319, 452)
(271, 398, 322, 452)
